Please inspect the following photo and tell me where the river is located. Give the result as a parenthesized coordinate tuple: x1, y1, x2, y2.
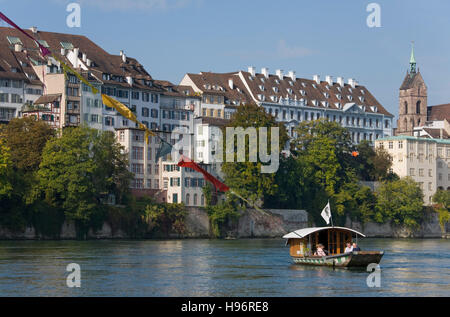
(0, 239, 448, 296)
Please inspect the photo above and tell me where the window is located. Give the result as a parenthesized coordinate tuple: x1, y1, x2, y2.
(151, 109, 158, 118)
(10, 94, 22, 103)
(142, 107, 149, 117)
(132, 91, 139, 100)
(131, 164, 144, 174)
(409, 168, 415, 176)
(133, 131, 144, 142)
(142, 92, 150, 102)
(7, 36, 22, 45)
(399, 141, 403, 149)
(104, 116, 114, 126)
(132, 147, 144, 160)
(119, 131, 125, 142)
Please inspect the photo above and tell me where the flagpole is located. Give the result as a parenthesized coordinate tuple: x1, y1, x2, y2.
(329, 200, 334, 228)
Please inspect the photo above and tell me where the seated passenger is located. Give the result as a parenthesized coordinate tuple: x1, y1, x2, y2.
(344, 242, 353, 253)
(314, 244, 327, 256)
(352, 242, 361, 251)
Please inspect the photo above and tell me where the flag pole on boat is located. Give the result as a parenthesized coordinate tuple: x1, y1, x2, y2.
(321, 201, 334, 228)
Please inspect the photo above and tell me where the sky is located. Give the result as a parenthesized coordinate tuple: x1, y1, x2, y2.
(2, 0, 450, 121)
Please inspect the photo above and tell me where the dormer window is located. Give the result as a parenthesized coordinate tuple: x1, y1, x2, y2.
(348, 95, 353, 101)
(323, 92, 329, 98)
(258, 94, 265, 101)
(275, 79, 280, 84)
(261, 78, 265, 83)
(335, 102, 342, 109)
(300, 90, 306, 96)
(288, 81, 294, 86)
(337, 86, 342, 92)
(312, 100, 317, 106)
(259, 85, 265, 91)
(273, 87, 279, 93)
(322, 101, 329, 107)
(370, 106, 378, 113)
(359, 96, 365, 102)
(249, 76, 254, 81)
(336, 94, 341, 100)
(301, 82, 307, 88)
(271, 96, 277, 102)
(287, 88, 293, 94)
(360, 89, 365, 95)
(348, 87, 353, 93)
(312, 83, 317, 89)
(325, 85, 330, 90)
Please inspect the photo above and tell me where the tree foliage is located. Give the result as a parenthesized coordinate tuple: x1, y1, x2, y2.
(375, 177, 424, 228)
(221, 104, 289, 206)
(34, 126, 132, 228)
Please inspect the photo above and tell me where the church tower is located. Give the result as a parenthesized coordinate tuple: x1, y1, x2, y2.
(396, 43, 428, 136)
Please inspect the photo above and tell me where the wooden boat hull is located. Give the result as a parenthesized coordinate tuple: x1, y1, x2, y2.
(291, 251, 384, 268)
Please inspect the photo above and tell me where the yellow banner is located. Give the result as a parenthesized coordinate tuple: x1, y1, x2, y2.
(102, 94, 156, 143)
(53, 54, 99, 94)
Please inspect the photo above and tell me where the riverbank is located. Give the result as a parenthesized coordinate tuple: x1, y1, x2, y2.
(0, 207, 447, 240)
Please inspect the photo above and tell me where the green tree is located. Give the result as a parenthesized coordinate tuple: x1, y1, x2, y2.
(35, 126, 132, 231)
(353, 140, 393, 181)
(432, 189, 450, 230)
(0, 117, 56, 171)
(375, 177, 424, 228)
(221, 104, 289, 207)
(0, 138, 13, 200)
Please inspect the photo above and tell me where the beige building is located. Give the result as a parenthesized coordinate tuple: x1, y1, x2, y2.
(376, 136, 450, 205)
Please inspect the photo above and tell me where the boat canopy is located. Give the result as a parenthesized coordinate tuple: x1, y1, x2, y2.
(282, 227, 366, 239)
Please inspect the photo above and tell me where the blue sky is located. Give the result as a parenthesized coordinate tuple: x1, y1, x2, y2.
(2, 0, 450, 120)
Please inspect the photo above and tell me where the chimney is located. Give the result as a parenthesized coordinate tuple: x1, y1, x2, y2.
(276, 69, 284, 80)
(14, 43, 23, 52)
(313, 74, 320, 84)
(261, 67, 269, 79)
(120, 50, 124, 56)
(228, 78, 234, 90)
(248, 66, 255, 77)
(325, 75, 333, 85)
(337, 77, 344, 87)
(126, 76, 133, 86)
(440, 128, 443, 139)
(348, 78, 356, 88)
(86, 59, 92, 67)
(73, 47, 80, 67)
(61, 48, 66, 56)
(82, 53, 87, 62)
(288, 70, 296, 81)
(122, 53, 127, 63)
(29, 26, 37, 34)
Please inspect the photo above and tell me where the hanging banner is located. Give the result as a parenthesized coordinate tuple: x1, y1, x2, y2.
(0, 12, 51, 57)
(178, 155, 229, 192)
(53, 54, 99, 94)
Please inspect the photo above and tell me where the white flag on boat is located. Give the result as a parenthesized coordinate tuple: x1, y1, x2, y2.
(321, 202, 331, 225)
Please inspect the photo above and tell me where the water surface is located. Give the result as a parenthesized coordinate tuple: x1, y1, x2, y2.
(0, 239, 448, 296)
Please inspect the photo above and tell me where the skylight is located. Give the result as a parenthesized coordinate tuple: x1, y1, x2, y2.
(60, 41, 74, 49)
(7, 36, 22, 45)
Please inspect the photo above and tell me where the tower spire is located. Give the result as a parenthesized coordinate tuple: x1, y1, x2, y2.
(410, 41, 417, 74)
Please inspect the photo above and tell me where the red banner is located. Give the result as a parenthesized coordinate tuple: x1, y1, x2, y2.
(178, 156, 229, 192)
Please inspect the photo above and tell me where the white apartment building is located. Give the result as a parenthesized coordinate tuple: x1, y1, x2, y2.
(181, 67, 394, 144)
(376, 136, 450, 205)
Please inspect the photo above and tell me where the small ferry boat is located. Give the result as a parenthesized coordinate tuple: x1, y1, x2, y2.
(283, 226, 384, 268)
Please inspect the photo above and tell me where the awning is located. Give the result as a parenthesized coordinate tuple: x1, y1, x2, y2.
(283, 227, 366, 239)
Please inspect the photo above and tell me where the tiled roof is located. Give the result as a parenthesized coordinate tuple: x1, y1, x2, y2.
(196, 116, 230, 127)
(423, 128, 449, 139)
(185, 72, 254, 105)
(428, 104, 450, 122)
(240, 70, 392, 116)
(153, 80, 200, 98)
(33, 94, 61, 104)
(0, 26, 156, 90)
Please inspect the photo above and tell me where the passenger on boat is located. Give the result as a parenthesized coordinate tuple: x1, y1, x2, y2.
(344, 243, 353, 253)
(314, 244, 327, 256)
(352, 242, 361, 251)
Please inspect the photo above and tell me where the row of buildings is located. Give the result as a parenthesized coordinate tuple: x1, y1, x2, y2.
(1, 26, 448, 206)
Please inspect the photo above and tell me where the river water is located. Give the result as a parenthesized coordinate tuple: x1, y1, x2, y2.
(0, 239, 448, 297)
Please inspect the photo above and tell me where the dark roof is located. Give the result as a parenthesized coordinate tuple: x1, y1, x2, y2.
(400, 71, 425, 91)
(0, 26, 156, 90)
(196, 116, 230, 127)
(423, 128, 449, 139)
(185, 72, 254, 105)
(34, 94, 61, 104)
(428, 104, 450, 122)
